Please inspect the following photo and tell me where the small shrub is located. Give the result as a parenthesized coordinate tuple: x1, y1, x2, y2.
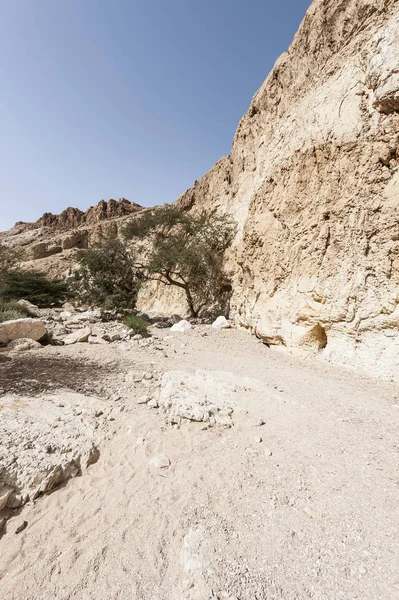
(123, 314, 150, 337)
(0, 299, 33, 323)
(0, 270, 71, 306)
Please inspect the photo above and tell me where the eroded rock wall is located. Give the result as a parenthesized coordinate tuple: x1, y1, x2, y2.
(163, 0, 399, 377)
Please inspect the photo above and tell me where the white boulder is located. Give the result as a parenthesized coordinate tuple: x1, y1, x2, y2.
(0, 318, 47, 344)
(211, 316, 231, 329)
(170, 320, 192, 333)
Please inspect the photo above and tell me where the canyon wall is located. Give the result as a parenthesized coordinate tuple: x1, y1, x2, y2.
(2, 0, 399, 378)
(144, 0, 399, 378)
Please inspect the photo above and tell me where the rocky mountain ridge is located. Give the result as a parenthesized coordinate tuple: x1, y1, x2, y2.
(0, 198, 143, 277)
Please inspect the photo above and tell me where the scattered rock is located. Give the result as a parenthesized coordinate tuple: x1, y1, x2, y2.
(149, 454, 170, 469)
(211, 316, 231, 329)
(63, 327, 91, 345)
(7, 338, 42, 352)
(147, 398, 159, 409)
(137, 394, 151, 405)
(14, 520, 28, 535)
(88, 335, 107, 344)
(155, 370, 262, 427)
(254, 436, 263, 443)
(170, 320, 192, 333)
(254, 419, 265, 427)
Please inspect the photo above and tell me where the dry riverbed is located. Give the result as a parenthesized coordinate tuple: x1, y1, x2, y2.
(0, 325, 398, 599)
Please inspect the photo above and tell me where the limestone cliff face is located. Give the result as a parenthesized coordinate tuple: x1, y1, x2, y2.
(145, 0, 399, 378)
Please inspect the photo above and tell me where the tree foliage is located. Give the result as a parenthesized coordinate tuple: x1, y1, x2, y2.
(0, 270, 71, 307)
(74, 236, 138, 310)
(0, 245, 71, 307)
(123, 205, 236, 317)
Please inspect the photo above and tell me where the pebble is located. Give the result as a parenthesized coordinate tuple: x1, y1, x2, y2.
(137, 394, 151, 405)
(254, 419, 265, 427)
(254, 436, 263, 443)
(136, 438, 145, 445)
(15, 520, 28, 534)
(149, 454, 170, 469)
(265, 448, 273, 456)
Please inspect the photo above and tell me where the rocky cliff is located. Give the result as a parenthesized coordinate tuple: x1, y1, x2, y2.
(144, 0, 399, 378)
(2, 0, 399, 378)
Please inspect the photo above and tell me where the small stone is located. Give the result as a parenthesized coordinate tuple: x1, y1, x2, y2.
(254, 419, 265, 427)
(211, 316, 231, 329)
(265, 448, 273, 456)
(0, 486, 12, 510)
(254, 436, 263, 443)
(149, 454, 170, 469)
(170, 320, 192, 333)
(137, 394, 151, 405)
(147, 399, 159, 409)
(15, 520, 28, 534)
(136, 437, 145, 445)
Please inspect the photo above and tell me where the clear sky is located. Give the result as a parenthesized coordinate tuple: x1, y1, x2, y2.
(0, 0, 311, 231)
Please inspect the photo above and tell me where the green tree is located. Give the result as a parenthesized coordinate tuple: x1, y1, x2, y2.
(123, 206, 236, 318)
(74, 236, 138, 310)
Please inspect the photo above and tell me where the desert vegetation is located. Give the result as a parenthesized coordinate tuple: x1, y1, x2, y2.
(123, 205, 236, 317)
(73, 206, 236, 318)
(0, 244, 72, 321)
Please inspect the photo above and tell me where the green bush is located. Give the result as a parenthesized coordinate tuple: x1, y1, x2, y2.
(122, 314, 150, 337)
(74, 237, 138, 310)
(0, 298, 33, 323)
(0, 270, 71, 307)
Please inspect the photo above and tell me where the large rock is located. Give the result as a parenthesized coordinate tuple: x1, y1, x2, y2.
(0, 318, 46, 344)
(0, 392, 103, 509)
(157, 370, 263, 427)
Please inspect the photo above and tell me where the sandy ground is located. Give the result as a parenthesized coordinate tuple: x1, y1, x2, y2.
(0, 326, 398, 599)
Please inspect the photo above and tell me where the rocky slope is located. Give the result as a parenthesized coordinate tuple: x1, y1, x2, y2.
(0, 198, 143, 278)
(2, 0, 399, 378)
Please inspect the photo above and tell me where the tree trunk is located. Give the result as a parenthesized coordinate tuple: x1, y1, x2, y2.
(184, 286, 198, 318)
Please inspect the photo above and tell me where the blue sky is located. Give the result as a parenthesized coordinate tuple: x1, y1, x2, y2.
(0, 0, 311, 231)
